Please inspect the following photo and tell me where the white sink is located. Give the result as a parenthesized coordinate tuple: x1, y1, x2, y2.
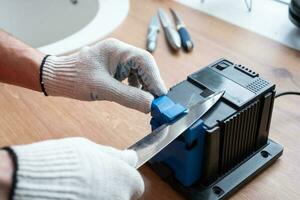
(0, 0, 129, 55)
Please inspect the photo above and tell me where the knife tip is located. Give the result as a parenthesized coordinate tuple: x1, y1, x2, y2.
(217, 90, 226, 97)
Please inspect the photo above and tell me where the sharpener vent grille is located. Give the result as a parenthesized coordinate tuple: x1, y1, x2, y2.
(219, 100, 260, 175)
(246, 78, 269, 93)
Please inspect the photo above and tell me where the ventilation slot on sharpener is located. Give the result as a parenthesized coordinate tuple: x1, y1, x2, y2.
(234, 64, 258, 77)
(219, 100, 260, 175)
(246, 78, 270, 94)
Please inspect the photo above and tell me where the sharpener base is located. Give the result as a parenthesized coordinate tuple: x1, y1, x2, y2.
(149, 139, 283, 200)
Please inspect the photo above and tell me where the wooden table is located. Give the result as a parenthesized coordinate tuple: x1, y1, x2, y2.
(1, 0, 300, 199)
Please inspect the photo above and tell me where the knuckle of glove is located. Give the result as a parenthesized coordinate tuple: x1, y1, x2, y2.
(104, 37, 122, 45)
(135, 65, 167, 97)
(134, 49, 154, 65)
(60, 137, 95, 149)
(98, 37, 124, 50)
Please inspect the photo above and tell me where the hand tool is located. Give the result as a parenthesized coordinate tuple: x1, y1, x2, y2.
(158, 8, 181, 50)
(170, 8, 194, 52)
(146, 15, 160, 52)
(129, 90, 224, 169)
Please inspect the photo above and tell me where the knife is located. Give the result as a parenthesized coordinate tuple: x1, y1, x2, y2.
(129, 90, 225, 169)
(158, 8, 181, 50)
(170, 8, 194, 52)
(146, 15, 160, 53)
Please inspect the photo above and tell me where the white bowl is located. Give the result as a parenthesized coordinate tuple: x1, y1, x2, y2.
(0, 0, 129, 55)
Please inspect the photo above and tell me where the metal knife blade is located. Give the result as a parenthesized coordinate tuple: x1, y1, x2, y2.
(129, 90, 225, 169)
(158, 8, 172, 28)
(170, 8, 185, 29)
(150, 14, 160, 28)
(146, 15, 160, 52)
(158, 8, 181, 50)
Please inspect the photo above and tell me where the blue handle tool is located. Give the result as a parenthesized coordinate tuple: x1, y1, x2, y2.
(170, 8, 194, 52)
(178, 27, 194, 51)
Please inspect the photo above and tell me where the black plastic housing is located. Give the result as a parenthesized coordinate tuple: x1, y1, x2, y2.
(149, 58, 283, 199)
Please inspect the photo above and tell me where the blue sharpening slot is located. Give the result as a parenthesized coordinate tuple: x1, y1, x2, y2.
(151, 96, 187, 123)
(150, 96, 205, 187)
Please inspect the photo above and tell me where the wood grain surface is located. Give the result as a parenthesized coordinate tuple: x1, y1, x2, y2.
(1, 0, 300, 199)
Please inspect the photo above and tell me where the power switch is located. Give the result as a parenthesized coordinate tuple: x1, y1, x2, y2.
(216, 61, 230, 70)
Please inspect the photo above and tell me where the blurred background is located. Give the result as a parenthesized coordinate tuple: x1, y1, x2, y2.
(0, 0, 299, 55)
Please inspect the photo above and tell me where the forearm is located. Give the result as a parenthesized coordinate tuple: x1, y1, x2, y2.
(0, 151, 13, 200)
(0, 30, 45, 91)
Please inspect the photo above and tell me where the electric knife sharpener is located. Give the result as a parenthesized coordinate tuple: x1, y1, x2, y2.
(149, 59, 283, 200)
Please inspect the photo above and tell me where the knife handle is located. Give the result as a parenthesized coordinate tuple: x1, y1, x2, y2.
(178, 27, 194, 52)
(164, 27, 181, 50)
(147, 27, 159, 52)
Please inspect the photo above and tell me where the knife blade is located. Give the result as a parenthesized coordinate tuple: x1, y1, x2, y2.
(146, 15, 160, 52)
(129, 90, 225, 169)
(158, 8, 181, 50)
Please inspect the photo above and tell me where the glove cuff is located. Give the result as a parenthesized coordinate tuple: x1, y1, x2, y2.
(42, 55, 78, 98)
(9, 142, 87, 200)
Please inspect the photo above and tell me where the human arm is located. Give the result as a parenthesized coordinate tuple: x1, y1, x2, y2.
(0, 30, 167, 113)
(0, 30, 167, 199)
(0, 30, 44, 91)
(0, 151, 13, 200)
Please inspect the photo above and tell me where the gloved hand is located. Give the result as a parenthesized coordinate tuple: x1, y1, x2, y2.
(7, 137, 144, 200)
(42, 38, 167, 113)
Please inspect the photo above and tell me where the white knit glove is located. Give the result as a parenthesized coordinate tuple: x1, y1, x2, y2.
(42, 38, 167, 113)
(9, 137, 144, 200)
